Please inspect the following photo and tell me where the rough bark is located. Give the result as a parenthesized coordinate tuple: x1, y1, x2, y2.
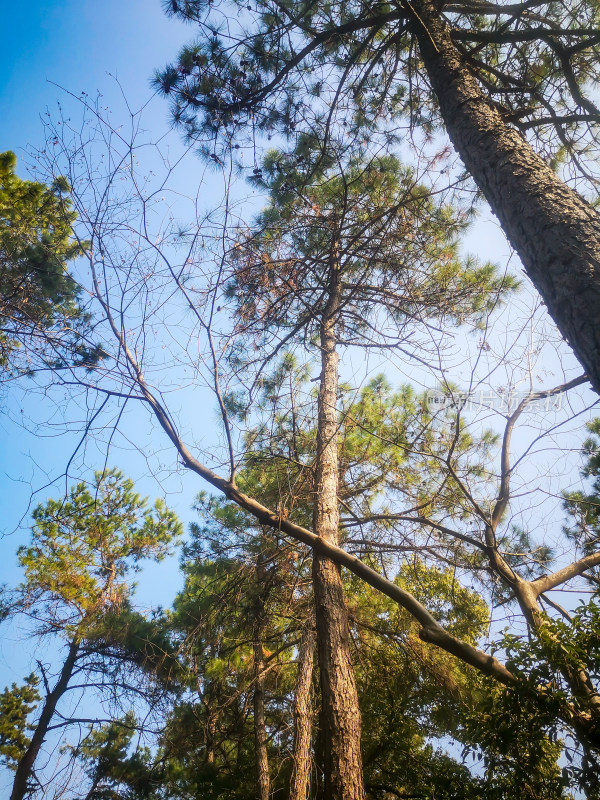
(290, 618, 316, 800)
(10, 640, 79, 800)
(411, 0, 600, 394)
(312, 264, 365, 800)
(253, 554, 271, 800)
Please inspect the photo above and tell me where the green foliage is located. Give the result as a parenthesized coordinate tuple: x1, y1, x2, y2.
(448, 572, 600, 797)
(476, 600, 600, 795)
(227, 143, 516, 356)
(563, 418, 600, 575)
(146, 540, 569, 799)
(0, 472, 184, 800)
(0, 676, 40, 770)
(149, 371, 566, 798)
(54, 394, 575, 798)
(348, 565, 488, 799)
(233, 361, 499, 574)
(156, 525, 300, 799)
(395, 560, 489, 644)
(143, 546, 490, 798)
(85, 606, 183, 688)
(0, 151, 100, 375)
(17, 469, 182, 631)
(70, 713, 157, 799)
(156, 0, 600, 174)
(356, 563, 573, 798)
(459, 671, 570, 800)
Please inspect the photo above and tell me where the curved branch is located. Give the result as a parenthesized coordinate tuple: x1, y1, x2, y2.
(533, 550, 600, 595)
(491, 373, 588, 530)
(144, 385, 514, 684)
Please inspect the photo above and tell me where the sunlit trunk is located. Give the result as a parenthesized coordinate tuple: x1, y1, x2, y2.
(312, 261, 365, 800)
(412, 0, 600, 394)
(289, 618, 316, 800)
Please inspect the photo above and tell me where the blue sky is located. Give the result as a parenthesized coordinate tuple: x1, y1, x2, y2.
(1, 0, 190, 154)
(0, 0, 593, 596)
(0, 1, 204, 687)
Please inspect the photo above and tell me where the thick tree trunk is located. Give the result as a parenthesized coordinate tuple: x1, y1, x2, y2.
(289, 617, 316, 800)
(11, 640, 79, 800)
(411, 0, 600, 394)
(253, 554, 271, 800)
(312, 265, 365, 800)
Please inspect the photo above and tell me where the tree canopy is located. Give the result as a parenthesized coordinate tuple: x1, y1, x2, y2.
(1, 470, 182, 800)
(155, 0, 600, 392)
(0, 151, 99, 378)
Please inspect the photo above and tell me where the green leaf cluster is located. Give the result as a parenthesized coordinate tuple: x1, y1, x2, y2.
(0, 675, 40, 771)
(227, 144, 517, 353)
(0, 151, 100, 375)
(17, 468, 182, 632)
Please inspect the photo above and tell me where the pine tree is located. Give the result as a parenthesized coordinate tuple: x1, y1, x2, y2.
(222, 143, 512, 798)
(0, 677, 40, 772)
(2, 469, 182, 800)
(156, 0, 600, 393)
(0, 151, 99, 377)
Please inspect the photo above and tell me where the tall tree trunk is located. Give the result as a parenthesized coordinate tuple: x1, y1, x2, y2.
(11, 640, 79, 800)
(253, 553, 271, 800)
(411, 0, 600, 394)
(312, 264, 365, 800)
(289, 616, 316, 800)
(313, 691, 325, 800)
